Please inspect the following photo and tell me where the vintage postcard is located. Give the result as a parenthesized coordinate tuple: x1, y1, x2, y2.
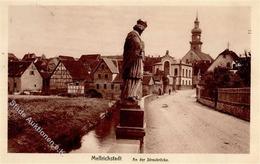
(0, 0, 260, 163)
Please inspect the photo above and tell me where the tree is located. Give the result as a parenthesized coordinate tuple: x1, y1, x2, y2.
(236, 52, 251, 87)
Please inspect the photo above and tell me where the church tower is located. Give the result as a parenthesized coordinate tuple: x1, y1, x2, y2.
(190, 14, 202, 52)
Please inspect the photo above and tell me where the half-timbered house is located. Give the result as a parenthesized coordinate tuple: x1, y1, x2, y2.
(49, 60, 89, 93)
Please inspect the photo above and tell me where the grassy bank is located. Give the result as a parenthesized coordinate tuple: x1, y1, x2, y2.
(8, 96, 114, 153)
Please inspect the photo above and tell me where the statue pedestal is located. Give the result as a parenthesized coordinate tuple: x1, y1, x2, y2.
(116, 105, 145, 143)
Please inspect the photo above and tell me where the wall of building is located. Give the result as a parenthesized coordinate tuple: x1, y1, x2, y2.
(49, 62, 73, 91)
(8, 77, 21, 93)
(92, 61, 121, 99)
(172, 63, 192, 89)
(20, 63, 43, 92)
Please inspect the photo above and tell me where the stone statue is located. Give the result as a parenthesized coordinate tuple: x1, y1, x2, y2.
(121, 19, 147, 104)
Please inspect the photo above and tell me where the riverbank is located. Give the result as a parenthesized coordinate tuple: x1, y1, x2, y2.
(8, 96, 115, 153)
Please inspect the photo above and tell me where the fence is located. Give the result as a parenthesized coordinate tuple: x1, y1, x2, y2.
(197, 87, 250, 121)
(218, 88, 250, 106)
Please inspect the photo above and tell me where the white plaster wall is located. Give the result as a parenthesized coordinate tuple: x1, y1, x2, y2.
(21, 63, 43, 91)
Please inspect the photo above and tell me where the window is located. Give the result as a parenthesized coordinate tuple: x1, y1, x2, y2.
(98, 74, 101, 79)
(182, 69, 184, 76)
(227, 62, 231, 68)
(105, 74, 108, 79)
(14, 82, 17, 88)
(34, 84, 37, 87)
(101, 64, 105, 70)
(96, 84, 99, 89)
(111, 84, 114, 90)
(104, 84, 107, 89)
(174, 68, 178, 76)
(156, 68, 159, 74)
(185, 80, 187, 85)
(186, 59, 189, 63)
(189, 70, 191, 77)
(30, 71, 34, 75)
(186, 69, 188, 77)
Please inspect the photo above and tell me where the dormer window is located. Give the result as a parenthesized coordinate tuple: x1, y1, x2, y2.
(30, 71, 34, 75)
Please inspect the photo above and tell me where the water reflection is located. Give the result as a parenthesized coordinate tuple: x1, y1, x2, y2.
(71, 110, 119, 153)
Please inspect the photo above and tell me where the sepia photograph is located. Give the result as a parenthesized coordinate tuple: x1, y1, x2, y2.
(1, 1, 260, 163)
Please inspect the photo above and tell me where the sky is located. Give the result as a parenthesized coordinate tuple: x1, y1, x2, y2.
(8, 6, 251, 59)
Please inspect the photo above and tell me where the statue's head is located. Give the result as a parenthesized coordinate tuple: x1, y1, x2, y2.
(133, 19, 147, 35)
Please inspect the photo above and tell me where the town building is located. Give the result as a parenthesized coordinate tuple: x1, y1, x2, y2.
(171, 60, 193, 90)
(88, 57, 120, 99)
(207, 48, 240, 72)
(8, 61, 43, 94)
(181, 14, 213, 87)
(49, 60, 89, 93)
(47, 55, 75, 73)
(144, 50, 192, 90)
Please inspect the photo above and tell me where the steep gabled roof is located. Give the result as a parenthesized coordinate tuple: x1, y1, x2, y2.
(8, 61, 32, 77)
(79, 54, 101, 74)
(218, 49, 239, 61)
(103, 58, 119, 74)
(60, 60, 90, 81)
(93, 58, 119, 74)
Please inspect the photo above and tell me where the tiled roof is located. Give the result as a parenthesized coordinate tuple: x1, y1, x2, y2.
(34, 60, 50, 79)
(112, 60, 123, 83)
(8, 61, 32, 77)
(144, 56, 162, 72)
(218, 49, 239, 61)
(196, 51, 213, 61)
(79, 54, 101, 62)
(58, 55, 75, 61)
(105, 55, 123, 60)
(8, 53, 19, 61)
(143, 75, 153, 85)
(22, 53, 36, 60)
(79, 54, 101, 74)
(103, 58, 119, 74)
(184, 50, 213, 62)
(61, 60, 90, 81)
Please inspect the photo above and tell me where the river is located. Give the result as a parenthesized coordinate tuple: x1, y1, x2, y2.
(70, 109, 119, 153)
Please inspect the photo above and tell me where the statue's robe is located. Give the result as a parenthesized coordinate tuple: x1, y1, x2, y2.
(121, 30, 144, 100)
